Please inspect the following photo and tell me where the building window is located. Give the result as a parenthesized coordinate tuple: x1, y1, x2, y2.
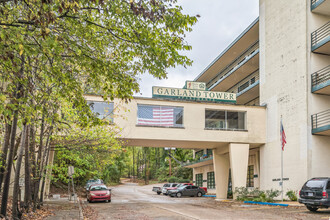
(246, 165, 254, 187)
(207, 149, 213, 156)
(207, 172, 215, 189)
(195, 150, 203, 159)
(88, 101, 114, 121)
(137, 104, 183, 127)
(195, 174, 203, 187)
(205, 110, 246, 130)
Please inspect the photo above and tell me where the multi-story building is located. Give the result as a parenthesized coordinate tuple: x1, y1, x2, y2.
(188, 0, 330, 197)
(62, 1, 330, 201)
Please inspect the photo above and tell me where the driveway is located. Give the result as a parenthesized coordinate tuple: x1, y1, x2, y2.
(85, 182, 330, 219)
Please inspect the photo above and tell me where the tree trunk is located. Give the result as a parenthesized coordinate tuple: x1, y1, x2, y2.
(33, 110, 45, 209)
(29, 126, 38, 211)
(12, 124, 27, 219)
(39, 125, 53, 205)
(0, 108, 19, 217)
(24, 125, 31, 211)
(0, 123, 11, 193)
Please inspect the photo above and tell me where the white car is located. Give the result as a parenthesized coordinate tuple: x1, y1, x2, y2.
(161, 183, 179, 195)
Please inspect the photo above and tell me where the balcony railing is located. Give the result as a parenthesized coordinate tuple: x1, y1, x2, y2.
(226, 70, 259, 95)
(311, 0, 325, 10)
(183, 155, 213, 167)
(311, 65, 330, 93)
(311, 21, 330, 52)
(311, 109, 330, 134)
(207, 41, 259, 89)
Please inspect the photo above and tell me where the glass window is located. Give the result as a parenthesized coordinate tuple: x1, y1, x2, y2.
(327, 181, 330, 190)
(246, 165, 254, 187)
(207, 172, 215, 189)
(195, 174, 203, 187)
(195, 150, 203, 159)
(186, 185, 192, 189)
(207, 149, 213, 156)
(205, 110, 246, 130)
(88, 101, 114, 121)
(192, 186, 198, 189)
(304, 180, 326, 189)
(137, 104, 183, 127)
(205, 110, 225, 129)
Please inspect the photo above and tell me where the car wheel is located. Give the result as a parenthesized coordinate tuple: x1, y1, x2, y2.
(176, 192, 182, 198)
(157, 192, 161, 195)
(306, 205, 318, 212)
(197, 192, 202, 197)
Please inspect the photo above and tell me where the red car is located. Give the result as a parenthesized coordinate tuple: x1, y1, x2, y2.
(87, 184, 111, 203)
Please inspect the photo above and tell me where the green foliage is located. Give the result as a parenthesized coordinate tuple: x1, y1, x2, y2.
(167, 176, 179, 183)
(234, 187, 281, 202)
(172, 167, 192, 180)
(286, 190, 298, 201)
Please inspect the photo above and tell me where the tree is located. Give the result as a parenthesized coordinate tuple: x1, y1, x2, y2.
(0, 0, 198, 218)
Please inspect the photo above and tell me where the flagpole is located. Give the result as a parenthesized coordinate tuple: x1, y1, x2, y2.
(281, 141, 283, 201)
(281, 116, 283, 201)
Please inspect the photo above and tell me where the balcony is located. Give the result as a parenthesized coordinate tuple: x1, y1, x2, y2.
(311, 0, 330, 15)
(311, 22, 330, 55)
(311, 65, 330, 95)
(183, 156, 213, 168)
(227, 71, 260, 105)
(312, 109, 330, 135)
(207, 41, 259, 92)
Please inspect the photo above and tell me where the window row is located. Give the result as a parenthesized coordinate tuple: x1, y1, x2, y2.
(87, 102, 246, 130)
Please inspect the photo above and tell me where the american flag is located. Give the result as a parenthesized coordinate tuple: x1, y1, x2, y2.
(137, 106, 174, 126)
(280, 119, 287, 151)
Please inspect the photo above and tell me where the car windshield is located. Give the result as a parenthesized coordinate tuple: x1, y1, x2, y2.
(175, 184, 182, 188)
(90, 185, 107, 191)
(304, 180, 326, 189)
(177, 186, 186, 190)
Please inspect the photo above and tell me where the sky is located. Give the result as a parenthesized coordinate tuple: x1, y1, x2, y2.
(135, 0, 259, 98)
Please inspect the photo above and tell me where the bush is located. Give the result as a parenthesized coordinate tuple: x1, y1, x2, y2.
(234, 187, 280, 202)
(178, 178, 191, 183)
(167, 176, 179, 183)
(286, 190, 298, 201)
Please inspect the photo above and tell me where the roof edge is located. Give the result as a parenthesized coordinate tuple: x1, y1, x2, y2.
(194, 17, 259, 82)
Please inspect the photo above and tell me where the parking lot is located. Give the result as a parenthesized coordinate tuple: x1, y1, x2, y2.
(86, 182, 330, 219)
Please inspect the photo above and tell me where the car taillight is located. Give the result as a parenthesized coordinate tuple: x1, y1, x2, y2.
(322, 191, 328, 198)
(299, 190, 301, 196)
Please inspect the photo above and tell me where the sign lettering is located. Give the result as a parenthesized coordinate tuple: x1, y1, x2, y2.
(152, 86, 236, 103)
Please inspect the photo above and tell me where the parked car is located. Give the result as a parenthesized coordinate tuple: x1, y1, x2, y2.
(152, 183, 179, 195)
(85, 179, 103, 192)
(168, 185, 206, 198)
(299, 177, 330, 212)
(163, 183, 192, 195)
(87, 184, 111, 203)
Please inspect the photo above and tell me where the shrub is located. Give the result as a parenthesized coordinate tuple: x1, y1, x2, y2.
(234, 187, 280, 202)
(167, 176, 179, 183)
(286, 190, 298, 201)
(178, 178, 191, 183)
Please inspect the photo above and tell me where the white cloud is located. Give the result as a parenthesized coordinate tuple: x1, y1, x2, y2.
(135, 0, 259, 97)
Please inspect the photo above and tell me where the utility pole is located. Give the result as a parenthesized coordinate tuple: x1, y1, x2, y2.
(169, 149, 172, 177)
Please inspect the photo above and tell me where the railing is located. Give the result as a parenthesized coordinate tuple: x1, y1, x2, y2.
(311, 21, 330, 50)
(183, 155, 213, 167)
(311, 109, 330, 130)
(311, 65, 330, 89)
(311, 0, 325, 10)
(226, 70, 259, 94)
(207, 41, 259, 89)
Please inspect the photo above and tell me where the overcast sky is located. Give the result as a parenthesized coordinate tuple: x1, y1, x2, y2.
(135, 0, 259, 97)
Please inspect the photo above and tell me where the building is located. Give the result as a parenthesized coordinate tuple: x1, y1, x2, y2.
(188, 0, 330, 198)
(74, 0, 330, 200)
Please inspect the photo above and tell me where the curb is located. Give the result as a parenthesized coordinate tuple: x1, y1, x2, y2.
(77, 197, 84, 220)
(203, 195, 216, 197)
(244, 201, 289, 207)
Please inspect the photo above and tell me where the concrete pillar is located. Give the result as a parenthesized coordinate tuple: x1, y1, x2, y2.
(229, 143, 249, 198)
(213, 149, 230, 199)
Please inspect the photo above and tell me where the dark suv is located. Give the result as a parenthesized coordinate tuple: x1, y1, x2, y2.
(299, 177, 330, 212)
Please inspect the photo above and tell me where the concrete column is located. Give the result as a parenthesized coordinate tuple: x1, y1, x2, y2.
(229, 143, 249, 198)
(212, 149, 229, 199)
